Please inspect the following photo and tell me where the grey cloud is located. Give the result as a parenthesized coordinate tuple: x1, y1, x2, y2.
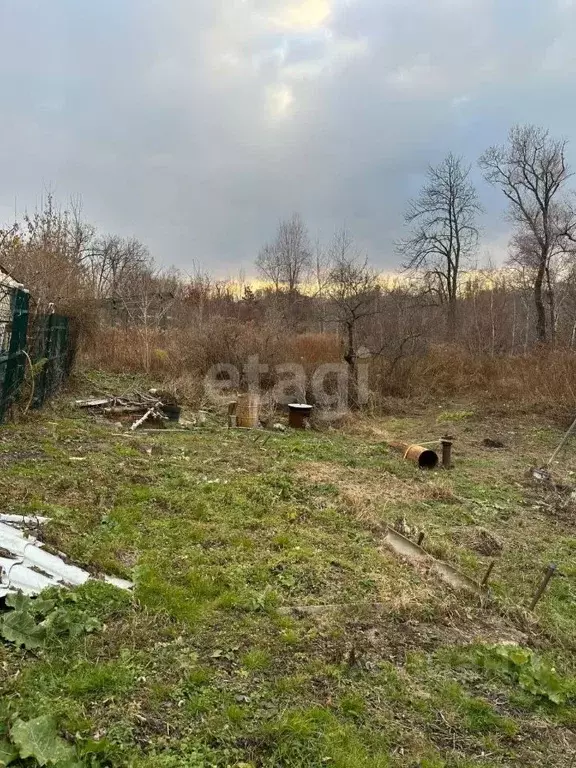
(1, 0, 575, 274)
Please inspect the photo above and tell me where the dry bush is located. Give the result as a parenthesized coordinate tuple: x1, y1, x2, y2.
(80, 327, 168, 374)
(285, 332, 341, 368)
(83, 322, 576, 414)
(372, 345, 576, 411)
(85, 324, 340, 383)
(487, 350, 576, 412)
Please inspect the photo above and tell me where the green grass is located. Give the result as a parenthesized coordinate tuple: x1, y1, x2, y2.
(1, 383, 576, 766)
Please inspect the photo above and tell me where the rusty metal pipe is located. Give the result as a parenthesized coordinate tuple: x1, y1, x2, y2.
(388, 441, 439, 470)
(441, 439, 453, 470)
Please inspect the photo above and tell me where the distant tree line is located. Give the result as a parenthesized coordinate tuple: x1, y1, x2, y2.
(1, 124, 576, 393)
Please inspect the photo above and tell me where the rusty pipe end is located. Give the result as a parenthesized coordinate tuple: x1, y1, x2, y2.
(404, 445, 439, 470)
(418, 449, 439, 470)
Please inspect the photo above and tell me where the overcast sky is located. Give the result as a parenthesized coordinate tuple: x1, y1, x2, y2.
(1, 0, 575, 275)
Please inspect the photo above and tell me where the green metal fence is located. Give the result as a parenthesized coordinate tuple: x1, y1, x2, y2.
(0, 288, 30, 422)
(30, 313, 73, 410)
(0, 286, 74, 423)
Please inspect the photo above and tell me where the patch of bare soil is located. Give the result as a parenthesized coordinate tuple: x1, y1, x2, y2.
(295, 461, 417, 526)
(296, 461, 464, 523)
(0, 449, 46, 465)
(455, 526, 504, 556)
(290, 602, 528, 666)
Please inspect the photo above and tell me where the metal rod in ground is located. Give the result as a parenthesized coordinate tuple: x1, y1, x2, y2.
(481, 560, 495, 587)
(547, 414, 576, 467)
(530, 564, 557, 610)
(417, 532, 425, 546)
(441, 439, 453, 470)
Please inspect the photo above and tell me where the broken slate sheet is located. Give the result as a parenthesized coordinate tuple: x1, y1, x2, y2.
(0, 521, 132, 597)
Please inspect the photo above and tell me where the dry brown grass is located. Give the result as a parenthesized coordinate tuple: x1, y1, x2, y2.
(404, 345, 576, 409)
(295, 460, 462, 528)
(284, 332, 341, 367)
(295, 460, 415, 521)
(83, 324, 576, 413)
(83, 326, 340, 376)
(419, 480, 460, 503)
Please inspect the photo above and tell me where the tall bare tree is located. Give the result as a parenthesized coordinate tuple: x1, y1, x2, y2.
(120, 268, 176, 372)
(256, 213, 311, 293)
(255, 243, 283, 293)
(87, 235, 150, 301)
(1, 193, 95, 310)
(480, 125, 576, 344)
(312, 237, 331, 333)
(326, 230, 380, 407)
(397, 153, 481, 340)
(509, 214, 576, 345)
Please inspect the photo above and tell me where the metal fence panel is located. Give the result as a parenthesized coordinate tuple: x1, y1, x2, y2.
(0, 288, 30, 422)
(31, 314, 72, 409)
(0, 289, 74, 423)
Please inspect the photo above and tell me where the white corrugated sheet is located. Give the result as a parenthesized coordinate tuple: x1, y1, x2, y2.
(0, 521, 132, 596)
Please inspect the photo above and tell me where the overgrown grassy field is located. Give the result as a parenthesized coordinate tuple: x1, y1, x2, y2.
(1, 376, 576, 766)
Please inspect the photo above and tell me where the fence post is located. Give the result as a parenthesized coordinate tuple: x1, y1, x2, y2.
(35, 313, 56, 408)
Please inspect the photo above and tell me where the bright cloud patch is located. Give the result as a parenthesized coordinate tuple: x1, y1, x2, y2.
(267, 83, 294, 117)
(273, 0, 331, 29)
(1, 0, 576, 273)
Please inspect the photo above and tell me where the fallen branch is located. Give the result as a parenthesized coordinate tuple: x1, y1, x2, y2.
(131, 406, 159, 431)
(104, 405, 149, 416)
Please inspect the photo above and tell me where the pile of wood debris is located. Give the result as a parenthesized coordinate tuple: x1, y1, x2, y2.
(76, 390, 181, 431)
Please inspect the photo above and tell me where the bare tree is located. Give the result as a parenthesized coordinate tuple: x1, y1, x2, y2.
(120, 267, 177, 372)
(509, 215, 576, 345)
(256, 213, 311, 293)
(0, 227, 21, 314)
(255, 243, 283, 293)
(312, 237, 331, 332)
(326, 230, 380, 407)
(0, 224, 19, 254)
(88, 235, 150, 302)
(397, 153, 481, 340)
(480, 125, 576, 343)
(1, 193, 95, 310)
(68, 195, 96, 266)
(278, 213, 311, 292)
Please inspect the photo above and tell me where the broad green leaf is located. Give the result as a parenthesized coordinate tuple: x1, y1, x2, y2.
(0, 738, 17, 767)
(41, 606, 100, 641)
(11, 716, 75, 766)
(5, 592, 31, 612)
(519, 671, 539, 695)
(78, 736, 112, 756)
(507, 648, 531, 667)
(547, 690, 566, 705)
(0, 611, 46, 649)
(31, 597, 57, 617)
(44, 608, 76, 637)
